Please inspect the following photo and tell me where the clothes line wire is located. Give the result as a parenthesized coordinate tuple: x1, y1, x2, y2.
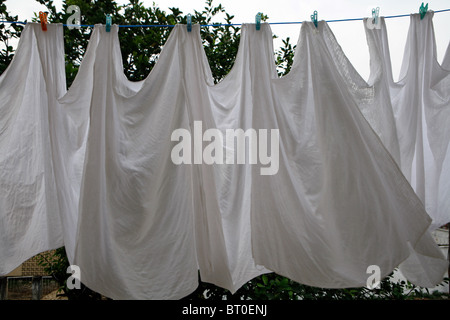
(0, 8, 450, 28)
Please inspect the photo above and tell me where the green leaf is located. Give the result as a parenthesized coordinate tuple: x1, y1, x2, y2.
(262, 274, 268, 286)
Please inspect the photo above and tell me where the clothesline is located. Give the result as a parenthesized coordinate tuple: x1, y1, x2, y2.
(0, 8, 450, 28)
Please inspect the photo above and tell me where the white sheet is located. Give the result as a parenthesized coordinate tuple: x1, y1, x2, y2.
(0, 23, 66, 274)
(364, 13, 450, 230)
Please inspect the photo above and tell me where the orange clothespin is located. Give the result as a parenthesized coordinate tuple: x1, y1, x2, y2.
(39, 11, 48, 31)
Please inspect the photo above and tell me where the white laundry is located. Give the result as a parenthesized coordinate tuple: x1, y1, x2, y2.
(0, 23, 65, 274)
(0, 19, 447, 300)
(72, 25, 200, 300)
(0, 22, 91, 274)
(240, 21, 447, 289)
(364, 13, 450, 230)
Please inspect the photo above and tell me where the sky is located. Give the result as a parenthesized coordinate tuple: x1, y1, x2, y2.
(3, 0, 450, 81)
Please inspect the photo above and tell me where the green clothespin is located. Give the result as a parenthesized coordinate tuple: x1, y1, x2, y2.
(311, 10, 318, 28)
(255, 12, 262, 30)
(372, 7, 380, 25)
(105, 14, 111, 32)
(419, 2, 428, 20)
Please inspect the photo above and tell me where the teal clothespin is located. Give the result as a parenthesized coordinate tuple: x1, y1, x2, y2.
(105, 14, 111, 32)
(187, 13, 192, 32)
(255, 12, 262, 30)
(372, 7, 380, 25)
(311, 10, 318, 28)
(419, 2, 428, 20)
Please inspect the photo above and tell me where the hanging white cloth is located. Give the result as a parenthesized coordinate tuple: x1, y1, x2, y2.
(0, 21, 83, 273)
(0, 23, 65, 274)
(364, 12, 450, 230)
(0, 19, 448, 300)
(0, 22, 94, 275)
(51, 25, 100, 264)
(72, 25, 200, 300)
(180, 23, 273, 293)
(241, 20, 447, 289)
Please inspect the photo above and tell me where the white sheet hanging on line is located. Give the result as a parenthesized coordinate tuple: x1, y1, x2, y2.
(243, 21, 447, 289)
(364, 12, 450, 230)
(73, 25, 200, 300)
(0, 23, 66, 274)
(50, 25, 100, 265)
(0, 22, 92, 274)
(180, 23, 273, 293)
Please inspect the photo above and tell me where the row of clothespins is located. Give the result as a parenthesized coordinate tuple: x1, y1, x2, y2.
(38, 11, 113, 32)
(37, 2, 430, 32)
(253, 2, 428, 31)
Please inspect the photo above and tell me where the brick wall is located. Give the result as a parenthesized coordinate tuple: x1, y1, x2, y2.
(19, 251, 56, 276)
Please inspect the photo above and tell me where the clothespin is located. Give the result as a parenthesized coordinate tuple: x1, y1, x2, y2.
(372, 7, 380, 25)
(419, 2, 428, 20)
(255, 12, 262, 30)
(311, 10, 318, 28)
(39, 11, 48, 32)
(187, 13, 192, 32)
(105, 14, 111, 32)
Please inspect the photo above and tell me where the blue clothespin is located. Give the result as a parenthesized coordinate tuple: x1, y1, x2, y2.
(311, 10, 318, 28)
(187, 13, 192, 32)
(106, 14, 111, 32)
(372, 7, 380, 25)
(419, 2, 428, 20)
(255, 12, 262, 30)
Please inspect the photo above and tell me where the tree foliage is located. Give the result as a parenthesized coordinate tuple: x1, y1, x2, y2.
(29, 0, 294, 86)
(183, 271, 449, 301)
(0, 0, 22, 73)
